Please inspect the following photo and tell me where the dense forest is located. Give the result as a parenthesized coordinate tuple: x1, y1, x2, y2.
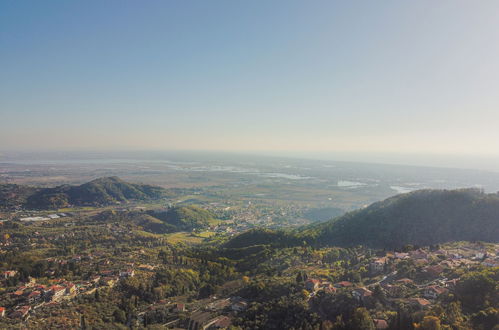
(311, 188, 499, 248)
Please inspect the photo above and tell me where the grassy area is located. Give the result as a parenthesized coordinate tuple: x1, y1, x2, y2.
(165, 232, 204, 244)
(196, 231, 216, 238)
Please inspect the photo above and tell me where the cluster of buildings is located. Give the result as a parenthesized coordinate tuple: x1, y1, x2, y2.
(0, 253, 158, 322)
(303, 243, 499, 329)
(0, 276, 77, 320)
(18, 213, 68, 222)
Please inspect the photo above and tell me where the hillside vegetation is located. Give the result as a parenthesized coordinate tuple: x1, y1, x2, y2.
(147, 205, 216, 232)
(93, 205, 216, 234)
(0, 177, 172, 210)
(223, 188, 499, 250)
(311, 188, 499, 248)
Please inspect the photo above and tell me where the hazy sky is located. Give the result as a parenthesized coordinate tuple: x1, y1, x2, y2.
(2, 1, 499, 161)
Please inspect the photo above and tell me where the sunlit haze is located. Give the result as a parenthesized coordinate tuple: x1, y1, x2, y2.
(2, 1, 499, 169)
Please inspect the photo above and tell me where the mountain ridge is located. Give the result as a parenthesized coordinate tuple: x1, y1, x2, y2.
(223, 188, 499, 250)
(309, 188, 499, 248)
(0, 176, 172, 210)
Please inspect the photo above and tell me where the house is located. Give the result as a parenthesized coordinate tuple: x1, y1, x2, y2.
(90, 275, 101, 283)
(231, 301, 248, 312)
(320, 282, 336, 293)
(424, 285, 448, 300)
(334, 281, 353, 288)
(305, 278, 321, 291)
(474, 252, 486, 260)
(445, 278, 459, 290)
(65, 283, 76, 295)
(409, 249, 428, 260)
(25, 277, 36, 287)
(370, 257, 387, 274)
(408, 298, 431, 308)
(138, 264, 155, 271)
(230, 297, 248, 312)
(100, 276, 118, 287)
(12, 290, 24, 298)
(50, 285, 66, 301)
(2, 270, 18, 279)
(34, 284, 47, 291)
(100, 270, 114, 276)
(187, 311, 215, 330)
(483, 259, 499, 267)
(396, 278, 414, 285)
(352, 287, 372, 302)
(382, 284, 406, 297)
(207, 315, 231, 329)
(206, 298, 230, 311)
(373, 319, 389, 329)
(394, 252, 409, 259)
(175, 303, 186, 312)
(27, 291, 42, 303)
(0, 307, 5, 317)
(10, 305, 30, 319)
(119, 269, 135, 278)
(433, 249, 447, 255)
(424, 265, 444, 277)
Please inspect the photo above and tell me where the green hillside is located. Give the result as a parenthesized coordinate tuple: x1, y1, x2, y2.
(222, 188, 499, 251)
(147, 205, 216, 232)
(310, 188, 499, 248)
(0, 184, 38, 210)
(0, 177, 172, 209)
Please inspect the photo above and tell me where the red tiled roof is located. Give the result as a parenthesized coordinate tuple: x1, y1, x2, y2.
(408, 298, 431, 306)
(374, 319, 389, 329)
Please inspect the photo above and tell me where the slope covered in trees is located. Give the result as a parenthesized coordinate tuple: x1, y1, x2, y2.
(0, 177, 172, 209)
(222, 188, 499, 250)
(0, 184, 37, 210)
(311, 188, 499, 248)
(147, 205, 216, 232)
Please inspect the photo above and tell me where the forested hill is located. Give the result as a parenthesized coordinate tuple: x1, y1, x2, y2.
(222, 188, 499, 251)
(0, 177, 172, 210)
(146, 205, 216, 232)
(310, 188, 499, 249)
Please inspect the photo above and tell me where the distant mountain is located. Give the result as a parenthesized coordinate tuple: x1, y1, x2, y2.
(310, 188, 499, 248)
(0, 177, 172, 210)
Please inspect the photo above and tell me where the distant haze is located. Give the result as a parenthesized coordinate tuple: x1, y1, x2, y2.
(2, 1, 499, 169)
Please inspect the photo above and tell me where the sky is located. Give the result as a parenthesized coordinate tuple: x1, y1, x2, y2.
(1, 1, 499, 168)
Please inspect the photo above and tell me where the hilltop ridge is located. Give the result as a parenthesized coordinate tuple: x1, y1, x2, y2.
(0, 177, 172, 210)
(310, 188, 499, 248)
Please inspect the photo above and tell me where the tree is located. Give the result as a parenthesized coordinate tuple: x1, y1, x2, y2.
(414, 316, 441, 330)
(444, 301, 465, 328)
(94, 289, 100, 302)
(349, 308, 375, 330)
(198, 284, 215, 299)
(81, 314, 87, 330)
(113, 308, 126, 324)
(302, 289, 310, 299)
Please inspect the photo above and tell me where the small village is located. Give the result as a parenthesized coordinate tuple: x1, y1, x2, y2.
(0, 234, 497, 329)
